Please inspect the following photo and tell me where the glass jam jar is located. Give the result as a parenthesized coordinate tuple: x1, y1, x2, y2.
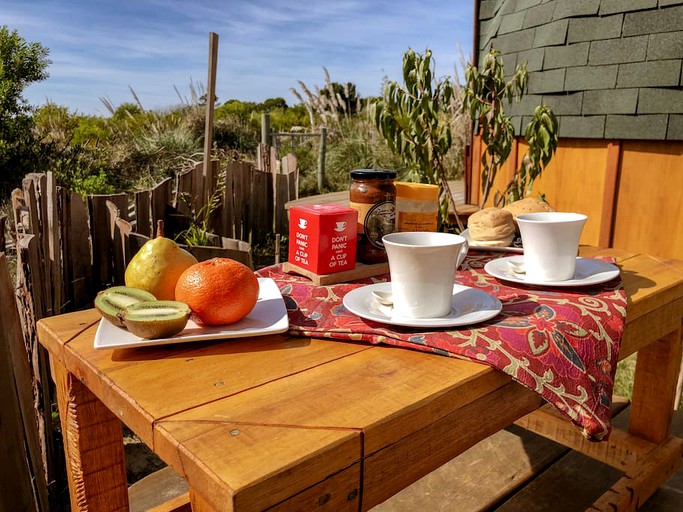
(349, 169, 397, 264)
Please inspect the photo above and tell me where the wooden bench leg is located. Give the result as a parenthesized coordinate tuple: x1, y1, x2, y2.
(589, 436, 683, 511)
(189, 487, 215, 511)
(628, 326, 683, 443)
(54, 359, 129, 511)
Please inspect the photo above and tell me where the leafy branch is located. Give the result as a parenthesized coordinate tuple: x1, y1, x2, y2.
(371, 48, 464, 231)
(498, 105, 558, 205)
(462, 49, 528, 208)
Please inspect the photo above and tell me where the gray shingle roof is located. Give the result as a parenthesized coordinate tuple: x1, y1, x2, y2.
(477, 0, 683, 139)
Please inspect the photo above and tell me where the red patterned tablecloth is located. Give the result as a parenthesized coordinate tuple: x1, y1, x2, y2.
(257, 253, 627, 441)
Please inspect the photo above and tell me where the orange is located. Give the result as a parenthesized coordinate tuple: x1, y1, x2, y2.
(174, 258, 259, 326)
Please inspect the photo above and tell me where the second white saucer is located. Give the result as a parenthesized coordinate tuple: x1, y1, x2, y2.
(343, 282, 502, 328)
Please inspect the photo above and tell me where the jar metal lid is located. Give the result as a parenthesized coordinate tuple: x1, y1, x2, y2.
(350, 169, 397, 180)
(395, 182, 439, 201)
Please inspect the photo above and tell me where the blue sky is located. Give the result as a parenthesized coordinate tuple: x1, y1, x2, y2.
(4, 0, 474, 116)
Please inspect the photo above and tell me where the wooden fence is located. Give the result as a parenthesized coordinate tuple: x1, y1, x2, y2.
(2, 146, 297, 509)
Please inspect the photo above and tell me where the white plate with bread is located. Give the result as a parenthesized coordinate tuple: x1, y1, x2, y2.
(465, 198, 556, 253)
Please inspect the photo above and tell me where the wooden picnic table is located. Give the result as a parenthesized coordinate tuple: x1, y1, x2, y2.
(38, 247, 683, 511)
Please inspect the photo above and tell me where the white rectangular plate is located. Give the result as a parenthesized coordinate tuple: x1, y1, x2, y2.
(94, 278, 289, 350)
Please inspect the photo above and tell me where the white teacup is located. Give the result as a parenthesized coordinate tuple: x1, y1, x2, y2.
(382, 232, 469, 318)
(517, 212, 587, 282)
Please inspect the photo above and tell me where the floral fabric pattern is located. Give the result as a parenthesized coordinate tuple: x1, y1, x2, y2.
(257, 253, 627, 440)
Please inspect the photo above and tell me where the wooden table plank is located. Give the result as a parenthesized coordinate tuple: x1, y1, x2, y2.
(156, 421, 360, 511)
(56, 328, 373, 447)
(160, 346, 511, 457)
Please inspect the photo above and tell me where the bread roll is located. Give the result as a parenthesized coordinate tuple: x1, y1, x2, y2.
(467, 207, 516, 247)
(503, 197, 555, 227)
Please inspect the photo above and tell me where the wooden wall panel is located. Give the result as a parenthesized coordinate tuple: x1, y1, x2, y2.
(612, 141, 683, 259)
(527, 140, 610, 247)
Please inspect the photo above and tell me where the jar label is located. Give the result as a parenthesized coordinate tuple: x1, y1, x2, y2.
(397, 211, 438, 232)
(349, 201, 372, 233)
(364, 201, 396, 249)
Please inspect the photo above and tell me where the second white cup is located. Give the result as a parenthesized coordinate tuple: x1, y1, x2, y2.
(517, 212, 587, 282)
(382, 232, 469, 318)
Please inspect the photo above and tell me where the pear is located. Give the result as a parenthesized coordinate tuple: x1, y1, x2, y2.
(125, 220, 198, 300)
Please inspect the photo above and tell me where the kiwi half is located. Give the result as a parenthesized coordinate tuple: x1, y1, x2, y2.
(95, 286, 157, 326)
(120, 301, 191, 339)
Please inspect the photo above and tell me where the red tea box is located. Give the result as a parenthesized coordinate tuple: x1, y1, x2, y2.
(289, 205, 357, 275)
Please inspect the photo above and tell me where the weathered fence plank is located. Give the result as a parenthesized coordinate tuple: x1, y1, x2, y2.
(115, 218, 134, 268)
(135, 189, 152, 238)
(57, 188, 72, 316)
(47, 173, 65, 316)
(232, 161, 252, 241)
(221, 237, 253, 269)
(12, 187, 29, 235)
(283, 152, 299, 201)
(219, 162, 236, 239)
(15, 234, 58, 508)
(65, 191, 92, 310)
(106, 200, 127, 285)
(252, 169, 273, 241)
(151, 177, 172, 228)
(176, 164, 196, 216)
(0, 252, 49, 511)
(22, 176, 52, 316)
(89, 194, 128, 289)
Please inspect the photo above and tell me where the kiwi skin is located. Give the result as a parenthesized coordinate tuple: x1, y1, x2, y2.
(95, 286, 157, 326)
(120, 300, 191, 339)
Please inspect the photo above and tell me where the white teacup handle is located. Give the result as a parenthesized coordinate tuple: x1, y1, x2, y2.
(456, 239, 469, 269)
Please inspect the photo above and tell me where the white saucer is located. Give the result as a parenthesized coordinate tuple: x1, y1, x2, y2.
(461, 228, 523, 253)
(342, 282, 502, 328)
(484, 255, 620, 287)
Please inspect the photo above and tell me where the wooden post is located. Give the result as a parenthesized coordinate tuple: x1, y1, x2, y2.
(203, 32, 219, 205)
(317, 127, 327, 192)
(261, 113, 271, 146)
(628, 327, 683, 443)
